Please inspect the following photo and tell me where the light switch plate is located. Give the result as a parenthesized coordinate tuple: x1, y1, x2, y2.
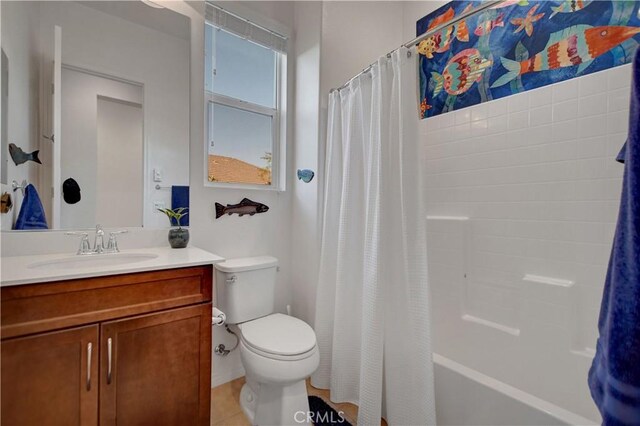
(153, 169, 163, 182)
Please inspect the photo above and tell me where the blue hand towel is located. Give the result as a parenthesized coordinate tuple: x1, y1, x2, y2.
(588, 50, 640, 425)
(171, 185, 189, 227)
(13, 184, 48, 230)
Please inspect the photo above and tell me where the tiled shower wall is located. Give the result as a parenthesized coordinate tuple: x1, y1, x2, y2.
(422, 64, 631, 421)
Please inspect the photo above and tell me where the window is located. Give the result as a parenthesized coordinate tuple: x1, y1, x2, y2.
(204, 4, 287, 189)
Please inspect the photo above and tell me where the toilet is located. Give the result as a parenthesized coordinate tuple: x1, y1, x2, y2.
(215, 256, 319, 426)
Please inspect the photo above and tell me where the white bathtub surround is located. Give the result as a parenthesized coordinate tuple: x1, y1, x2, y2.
(312, 48, 435, 425)
(423, 65, 630, 422)
(1, 246, 223, 286)
(433, 354, 596, 426)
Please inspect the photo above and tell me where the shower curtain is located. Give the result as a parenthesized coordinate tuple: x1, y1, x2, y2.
(312, 47, 436, 425)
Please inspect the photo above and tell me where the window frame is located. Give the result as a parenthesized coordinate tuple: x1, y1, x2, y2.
(203, 24, 287, 192)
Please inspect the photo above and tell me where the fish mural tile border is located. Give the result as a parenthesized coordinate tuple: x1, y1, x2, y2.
(417, 0, 640, 119)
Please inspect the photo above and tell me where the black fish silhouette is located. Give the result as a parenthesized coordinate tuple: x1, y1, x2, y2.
(215, 198, 269, 218)
(9, 143, 41, 165)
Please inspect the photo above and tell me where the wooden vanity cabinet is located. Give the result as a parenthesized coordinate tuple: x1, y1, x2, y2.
(1, 325, 100, 426)
(1, 265, 213, 426)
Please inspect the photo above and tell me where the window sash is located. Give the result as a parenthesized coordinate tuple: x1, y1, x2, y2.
(204, 20, 285, 191)
(205, 94, 281, 189)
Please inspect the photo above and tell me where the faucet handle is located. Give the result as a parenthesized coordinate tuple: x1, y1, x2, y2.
(95, 224, 104, 235)
(106, 230, 128, 253)
(65, 232, 91, 255)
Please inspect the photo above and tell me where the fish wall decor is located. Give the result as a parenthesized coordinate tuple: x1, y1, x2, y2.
(215, 198, 269, 219)
(1, 192, 12, 213)
(297, 169, 315, 183)
(8, 143, 41, 166)
(417, 0, 640, 119)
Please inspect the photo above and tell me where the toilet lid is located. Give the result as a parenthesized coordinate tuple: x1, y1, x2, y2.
(239, 313, 316, 356)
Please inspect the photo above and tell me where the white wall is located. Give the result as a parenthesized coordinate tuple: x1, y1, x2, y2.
(189, 0, 297, 387)
(290, 1, 405, 327)
(290, 1, 322, 328)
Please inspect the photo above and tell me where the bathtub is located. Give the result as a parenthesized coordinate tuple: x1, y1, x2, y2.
(433, 354, 597, 426)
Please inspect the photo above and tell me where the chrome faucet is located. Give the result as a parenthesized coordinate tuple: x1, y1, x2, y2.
(66, 225, 128, 255)
(93, 225, 105, 254)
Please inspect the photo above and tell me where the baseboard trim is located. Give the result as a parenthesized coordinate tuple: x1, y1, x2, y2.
(212, 366, 245, 388)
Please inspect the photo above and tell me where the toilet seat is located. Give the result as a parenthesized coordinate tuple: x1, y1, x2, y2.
(239, 313, 317, 360)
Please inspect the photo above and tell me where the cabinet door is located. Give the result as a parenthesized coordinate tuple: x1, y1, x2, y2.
(1, 325, 99, 426)
(99, 304, 212, 426)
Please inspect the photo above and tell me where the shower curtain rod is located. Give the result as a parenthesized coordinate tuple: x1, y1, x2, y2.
(332, 0, 506, 92)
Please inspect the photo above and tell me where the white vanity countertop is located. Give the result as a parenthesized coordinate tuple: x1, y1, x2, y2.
(1, 246, 225, 287)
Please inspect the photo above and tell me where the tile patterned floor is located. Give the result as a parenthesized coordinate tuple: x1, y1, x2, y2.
(210, 377, 387, 426)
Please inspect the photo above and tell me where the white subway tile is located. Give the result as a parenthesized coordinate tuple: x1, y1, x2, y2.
(607, 64, 632, 90)
(552, 79, 578, 102)
(508, 93, 529, 113)
(488, 99, 508, 117)
(577, 116, 608, 139)
(552, 120, 578, 142)
(471, 104, 488, 122)
(578, 70, 608, 97)
(553, 99, 578, 122)
(607, 87, 630, 113)
(508, 111, 529, 130)
(455, 108, 472, 125)
(530, 107, 552, 127)
(607, 110, 628, 134)
(438, 111, 455, 128)
(577, 94, 608, 118)
(529, 86, 552, 108)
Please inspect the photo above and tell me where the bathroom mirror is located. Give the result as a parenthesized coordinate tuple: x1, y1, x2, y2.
(0, 1, 191, 231)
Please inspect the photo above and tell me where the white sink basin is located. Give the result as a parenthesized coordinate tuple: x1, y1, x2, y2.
(28, 253, 159, 270)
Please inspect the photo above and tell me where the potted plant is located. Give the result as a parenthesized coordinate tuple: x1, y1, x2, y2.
(158, 207, 189, 249)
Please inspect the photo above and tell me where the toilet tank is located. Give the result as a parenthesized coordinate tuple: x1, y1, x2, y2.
(214, 256, 278, 324)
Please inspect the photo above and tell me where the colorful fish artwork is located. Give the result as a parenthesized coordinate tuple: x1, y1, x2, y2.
(492, 25, 640, 87)
(417, 5, 472, 59)
(492, 0, 529, 10)
(475, 14, 505, 36)
(420, 98, 432, 119)
(511, 4, 545, 36)
(431, 49, 493, 96)
(549, 0, 593, 19)
(417, 1, 640, 119)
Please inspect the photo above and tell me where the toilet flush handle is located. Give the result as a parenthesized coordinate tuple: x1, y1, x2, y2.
(226, 275, 237, 284)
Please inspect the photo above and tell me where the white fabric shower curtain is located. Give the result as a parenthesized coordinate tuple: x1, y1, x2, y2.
(312, 47, 436, 425)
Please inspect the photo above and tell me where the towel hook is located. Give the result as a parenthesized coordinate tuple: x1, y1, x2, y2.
(11, 180, 27, 196)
